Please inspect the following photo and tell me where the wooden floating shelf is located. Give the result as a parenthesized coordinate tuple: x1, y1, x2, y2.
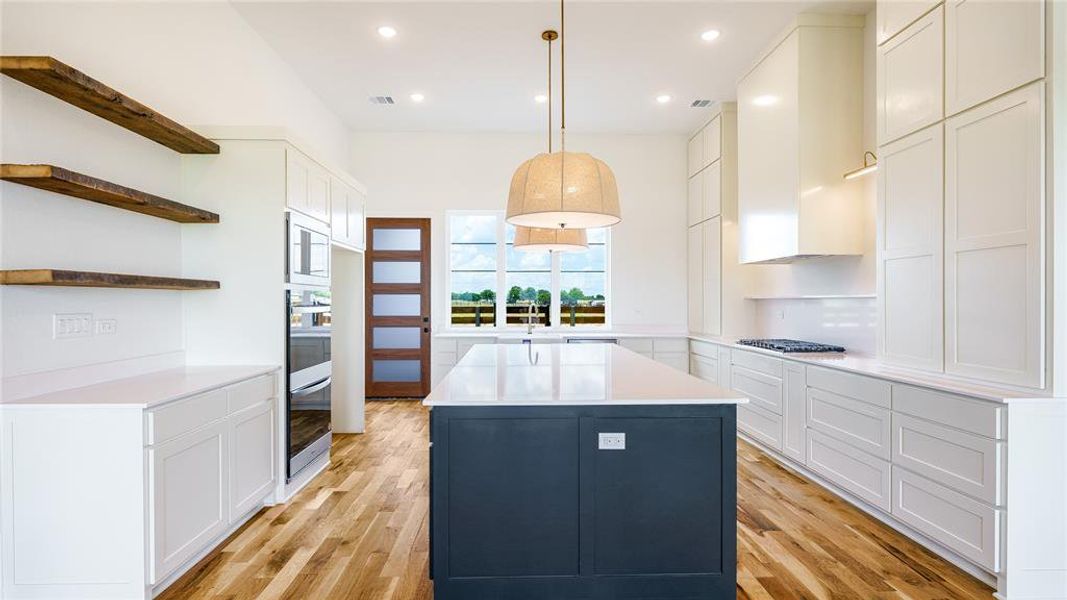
(1, 164, 219, 223)
(0, 56, 219, 154)
(0, 269, 220, 291)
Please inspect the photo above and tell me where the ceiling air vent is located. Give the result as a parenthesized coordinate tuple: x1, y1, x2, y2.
(369, 96, 395, 105)
(690, 99, 713, 108)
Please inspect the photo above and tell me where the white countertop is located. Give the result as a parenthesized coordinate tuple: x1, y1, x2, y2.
(1, 365, 280, 409)
(423, 344, 746, 407)
(435, 330, 687, 340)
(689, 334, 1054, 403)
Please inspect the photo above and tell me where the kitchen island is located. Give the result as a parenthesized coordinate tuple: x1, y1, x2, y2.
(424, 343, 746, 599)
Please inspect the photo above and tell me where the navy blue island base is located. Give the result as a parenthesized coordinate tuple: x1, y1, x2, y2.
(429, 403, 737, 600)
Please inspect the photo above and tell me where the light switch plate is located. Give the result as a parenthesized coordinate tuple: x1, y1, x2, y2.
(95, 319, 117, 335)
(53, 313, 92, 339)
(598, 432, 626, 450)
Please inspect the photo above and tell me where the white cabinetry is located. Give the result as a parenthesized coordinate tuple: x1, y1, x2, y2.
(149, 421, 228, 583)
(878, 124, 944, 370)
(330, 176, 367, 250)
(286, 148, 331, 223)
(945, 82, 1044, 388)
(877, 6, 943, 143)
(0, 370, 278, 600)
(944, 0, 1044, 115)
(876, 0, 939, 44)
(688, 104, 744, 337)
(782, 363, 807, 464)
(737, 15, 865, 263)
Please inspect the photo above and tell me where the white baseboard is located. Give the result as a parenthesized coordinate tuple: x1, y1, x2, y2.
(737, 431, 999, 589)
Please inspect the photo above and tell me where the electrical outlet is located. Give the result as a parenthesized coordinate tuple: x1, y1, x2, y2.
(598, 432, 626, 450)
(54, 313, 92, 339)
(95, 319, 117, 335)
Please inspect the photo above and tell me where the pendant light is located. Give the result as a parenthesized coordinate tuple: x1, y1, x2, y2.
(514, 29, 589, 254)
(506, 0, 621, 230)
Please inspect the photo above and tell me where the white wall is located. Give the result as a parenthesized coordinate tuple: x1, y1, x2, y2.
(0, 2, 349, 398)
(350, 131, 688, 333)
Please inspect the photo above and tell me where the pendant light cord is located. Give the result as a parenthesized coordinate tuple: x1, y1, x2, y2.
(547, 35, 552, 154)
(560, 0, 566, 149)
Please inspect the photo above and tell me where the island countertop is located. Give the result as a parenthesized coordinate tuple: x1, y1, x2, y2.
(423, 343, 747, 407)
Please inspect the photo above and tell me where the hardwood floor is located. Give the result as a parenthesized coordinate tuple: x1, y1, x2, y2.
(160, 400, 994, 600)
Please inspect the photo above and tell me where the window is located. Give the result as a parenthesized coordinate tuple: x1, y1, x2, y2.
(449, 214, 498, 327)
(505, 224, 552, 328)
(447, 212, 609, 329)
(559, 227, 607, 326)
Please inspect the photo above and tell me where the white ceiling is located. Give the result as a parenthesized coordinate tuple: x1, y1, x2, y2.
(234, 1, 871, 134)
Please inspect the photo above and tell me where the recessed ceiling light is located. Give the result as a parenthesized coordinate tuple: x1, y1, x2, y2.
(701, 29, 721, 42)
(410, 92, 425, 103)
(377, 25, 397, 39)
(534, 94, 548, 104)
(656, 94, 672, 104)
(752, 94, 779, 107)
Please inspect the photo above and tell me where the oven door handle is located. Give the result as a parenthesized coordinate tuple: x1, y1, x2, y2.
(291, 376, 331, 398)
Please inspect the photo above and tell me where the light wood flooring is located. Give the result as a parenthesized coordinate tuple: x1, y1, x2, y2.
(159, 400, 994, 600)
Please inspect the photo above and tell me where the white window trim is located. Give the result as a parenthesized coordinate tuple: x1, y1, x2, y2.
(444, 210, 611, 332)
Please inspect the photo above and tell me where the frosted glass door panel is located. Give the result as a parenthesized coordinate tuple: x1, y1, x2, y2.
(373, 294, 422, 317)
(373, 327, 422, 350)
(373, 360, 422, 383)
(373, 228, 422, 251)
(373, 261, 421, 284)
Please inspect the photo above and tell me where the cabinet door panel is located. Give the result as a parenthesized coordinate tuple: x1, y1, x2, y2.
(285, 150, 309, 214)
(891, 466, 1001, 571)
(738, 404, 783, 452)
(349, 188, 366, 250)
(877, 6, 943, 144)
(876, 0, 939, 45)
(307, 167, 331, 223)
(703, 116, 721, 167)
(702, 217, 722, 336)
(687, 173, 703, 227)
(150, 422, 228, 584)
(590, 416, 724, 575)
(690, 354, 719, 384)
(808, 430, 892, 512)
(330, 177, 349, 242)
(945, 83, 1044, 388)
(878, 124, 944, 370)
(703, 161, 722, 219)
(807, 387, 892, 460)
(229, 402, 275, 519)
(687, 131, 704, 177)
(782, 363, 807, 464)
(892, 413, 1003, 505)
(687, 226, 703, 333)
(731, 366, 782, 415)
(945, 0, 1043, 115)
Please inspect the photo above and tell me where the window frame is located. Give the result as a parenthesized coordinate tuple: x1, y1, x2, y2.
(445, 210, 611, 331)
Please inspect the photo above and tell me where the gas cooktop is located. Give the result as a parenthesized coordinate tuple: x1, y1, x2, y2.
(736, 339, 846, 353)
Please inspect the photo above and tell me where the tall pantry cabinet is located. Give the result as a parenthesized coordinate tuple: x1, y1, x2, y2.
(875, 0, 1048, 390)
(687, 103, 748, 337)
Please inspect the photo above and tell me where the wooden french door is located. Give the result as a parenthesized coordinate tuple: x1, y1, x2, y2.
(365, 218, 432, 397)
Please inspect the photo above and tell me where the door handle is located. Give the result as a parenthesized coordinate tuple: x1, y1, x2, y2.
(423, 327, 429, 333)
(422, 317, 429, 323)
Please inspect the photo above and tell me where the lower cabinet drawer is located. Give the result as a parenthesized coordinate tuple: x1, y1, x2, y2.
(227, 374, 274, 415)
(731, 365, 783, 415)
(807, 365, 890, 409)
(689, 339, 717, 359)
(652, 337, 689, 353)
(690, 354, 719, 383)
(892, 414, 1004, 505)
(738, 404, 783, 452)
(807, 387, 892, 460)
(619, 338, 654, 353)
(146, 390, 227, 446)
(807, 429, 892, 512)
(891, 466, 1002, 572)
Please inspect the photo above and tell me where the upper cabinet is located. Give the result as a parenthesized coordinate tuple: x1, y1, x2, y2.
(877, 6, 944, 144)
(330, 176, 367, 251)
(944, 0, 1044, 116)
(737, 15, 866, 264)
(286, 148, 331, 224)
(876, 0, 940, 44)
(688, 115, 721, 178)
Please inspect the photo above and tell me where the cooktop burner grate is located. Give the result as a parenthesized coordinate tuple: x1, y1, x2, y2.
(736, 338, 846, 353)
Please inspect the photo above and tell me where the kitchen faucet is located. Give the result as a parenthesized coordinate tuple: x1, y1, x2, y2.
(526, 301, 537, 334)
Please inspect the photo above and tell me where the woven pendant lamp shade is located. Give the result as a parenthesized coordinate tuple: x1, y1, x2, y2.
(514, 226, 588, 253)
(506, 151, 621, 229)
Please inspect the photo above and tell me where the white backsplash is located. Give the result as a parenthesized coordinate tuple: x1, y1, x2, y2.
(752, 297, 877, 356)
